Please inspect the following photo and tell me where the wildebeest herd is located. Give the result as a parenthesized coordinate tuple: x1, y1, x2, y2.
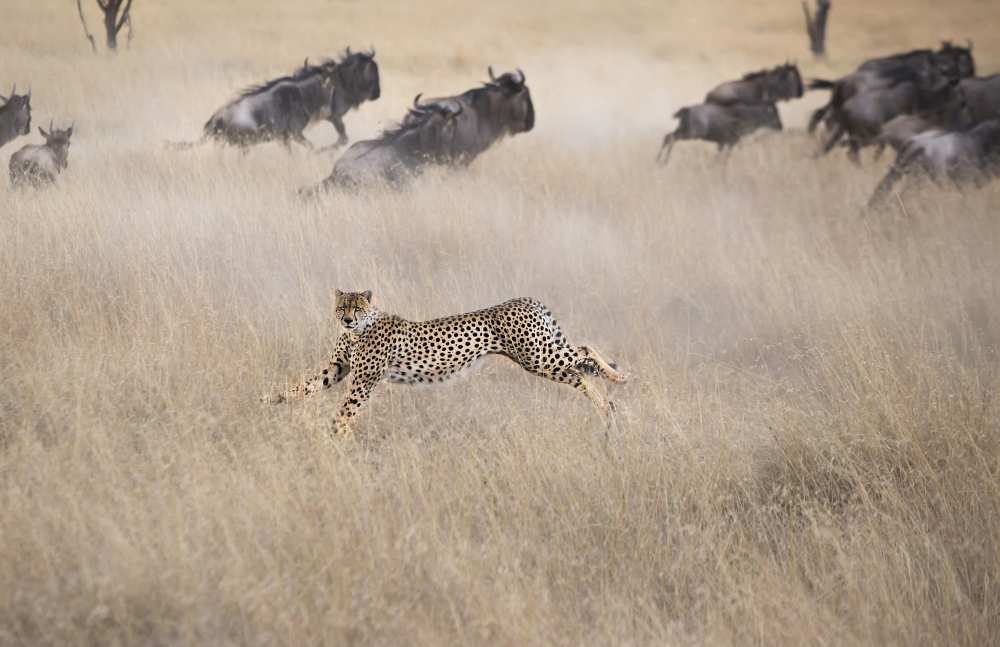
(3, 41, 999, 207)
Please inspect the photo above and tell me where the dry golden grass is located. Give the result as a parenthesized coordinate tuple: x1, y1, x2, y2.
(2, 1, 1000, 645)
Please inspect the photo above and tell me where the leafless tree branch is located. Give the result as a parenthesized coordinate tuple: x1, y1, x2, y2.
(803, 0, 832, 58)
(115, 0, 134, 34)
(76, 0, 98, 53)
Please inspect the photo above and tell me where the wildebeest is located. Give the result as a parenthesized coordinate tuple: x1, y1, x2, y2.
(409, 67, 534, 166)
(301, 95, 464, 194)
(705, 63, 804, 105)
(808, 42, 975, 135)
(656, 102, 782, 166)
(820, 78, 959, 162)
(9, 121, 73, 188)
(875, 113, 941, 158)
(0, 84, 31, 149)
(181, 48, 379, 149)
(948, 74, 1000, 127)
(868, 119, 1000, 208)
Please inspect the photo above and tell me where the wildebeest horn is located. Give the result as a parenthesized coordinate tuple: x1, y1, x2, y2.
(346, 46, 352, 56)
(413, 93, 425, 109)
(488, 66, 497, 82)
(515, 68, 525, 84)
(368, 45, 375, 57)
(304, 57, 309, 68)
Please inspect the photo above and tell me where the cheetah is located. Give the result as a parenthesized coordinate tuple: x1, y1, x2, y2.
(268, 290, 627, 436)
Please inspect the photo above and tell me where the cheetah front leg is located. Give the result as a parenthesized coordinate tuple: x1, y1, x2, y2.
(575, 375, 615, 423)
(263, 333, 355, 404)
(333, 368, 384, 437)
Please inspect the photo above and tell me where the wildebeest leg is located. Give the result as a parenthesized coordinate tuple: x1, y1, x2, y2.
(808, 103, 830, 134)
(821, 123, 845, 156)
(290, 130, 314, 150)
(330, 115, 348, 148)
(716, 142, 734, 164)
(868, 153, 917, 209)
(847, 138, 862, 165)
(656, 132, 678, 166)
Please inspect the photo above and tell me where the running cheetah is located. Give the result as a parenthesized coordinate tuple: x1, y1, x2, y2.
(269, 290, 627, 436)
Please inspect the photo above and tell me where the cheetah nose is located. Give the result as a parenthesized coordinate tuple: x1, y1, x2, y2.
(343, 317, 353, 324)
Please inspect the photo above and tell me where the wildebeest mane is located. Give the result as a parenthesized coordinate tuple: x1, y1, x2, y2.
(740, 63, 795, 82)
(741, 69, 771, 81)
(377, 111, 430, 143)
(236, 61, 333, 99)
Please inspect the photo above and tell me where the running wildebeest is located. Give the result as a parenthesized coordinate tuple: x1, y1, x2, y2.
(180, 48, 379, 150)
(408, 67, 535, 166)
(705, 63, 804, 105)
(808, 41, 975, 134)
(9, 121, 73, 188)
(949, 74, 1000, 127)
(0, 84, 31, 150)
(868, 119, 1000, 208)
(301, 95, 464, 194)
(820, 78, 960, 162)
(875, 113, 942, 158)
(656, 102, 782, 166)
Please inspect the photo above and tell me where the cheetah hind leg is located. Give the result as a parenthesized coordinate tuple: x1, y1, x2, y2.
(575, 346, 628, 384)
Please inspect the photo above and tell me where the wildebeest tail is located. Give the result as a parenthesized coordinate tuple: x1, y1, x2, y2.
(808, 78, 836, 90)
(163, 136, 209, 150)
(163, 114, 221, 150)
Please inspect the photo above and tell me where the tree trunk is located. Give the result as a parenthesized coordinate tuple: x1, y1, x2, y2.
(803, 0, 832, 58)
(104, 8, 118, 51)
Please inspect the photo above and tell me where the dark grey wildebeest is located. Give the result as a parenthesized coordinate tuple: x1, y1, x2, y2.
(9, 121, 73, 188)
(874, 113, 942, 158)
(819, 78, 959, 162)
(949, 74, 1000, 127)
(868, 119, 1000, 208)
(0, 84, 31, 149)
(808, 42, 975, 134)
(705, 63, 804, 106)
(409, 68, 534, 166)
(656, 102, 782, 166)
(182, 49, 379, 150)
(301, 96, 464, 194)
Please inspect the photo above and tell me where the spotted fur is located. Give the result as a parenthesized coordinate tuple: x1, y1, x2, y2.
(272, 290, 627, 436)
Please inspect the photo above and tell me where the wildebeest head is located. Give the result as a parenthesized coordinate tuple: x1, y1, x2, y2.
(39, 121, 73, 169)
(0, 84, 32, 136)
(935, 41, 975, 79)
(778, 62, 805, 100)
(484, 67, 535, 134)
(335, 47, 381, 105)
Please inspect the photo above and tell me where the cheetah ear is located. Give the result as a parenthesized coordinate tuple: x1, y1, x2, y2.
(334, 289, 343, 298)
(362, 290, 373, 302)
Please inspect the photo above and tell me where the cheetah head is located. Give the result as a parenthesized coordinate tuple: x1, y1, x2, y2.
(334, 289, 374, 332)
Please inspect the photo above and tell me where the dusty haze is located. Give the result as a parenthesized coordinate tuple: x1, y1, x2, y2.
(2, 1, 999, 645)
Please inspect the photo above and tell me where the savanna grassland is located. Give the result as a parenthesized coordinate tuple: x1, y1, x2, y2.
(2, 1, 1000, 645)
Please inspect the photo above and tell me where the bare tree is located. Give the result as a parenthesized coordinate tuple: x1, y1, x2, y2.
(76, 0, 134, 53)
(802, 0, 831, 58)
